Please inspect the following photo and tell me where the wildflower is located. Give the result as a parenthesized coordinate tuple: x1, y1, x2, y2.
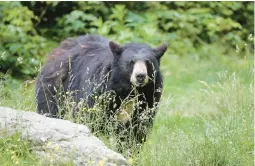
(47, 141, 52, 146)
(54, 145, 60, 150)
(128, 158, 133, 165)
(99, 160, 105, 166)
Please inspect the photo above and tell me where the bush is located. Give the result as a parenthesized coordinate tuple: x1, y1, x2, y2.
(0, 1, 253, 78)
(0, 2, 53, 78)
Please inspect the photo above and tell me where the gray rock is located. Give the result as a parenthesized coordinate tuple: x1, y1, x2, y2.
(0, 107, 130, 166)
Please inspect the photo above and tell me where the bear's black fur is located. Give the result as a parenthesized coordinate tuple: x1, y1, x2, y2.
(36, 34, 167, 144)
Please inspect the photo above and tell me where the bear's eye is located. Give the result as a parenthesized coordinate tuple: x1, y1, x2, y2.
(130, 59, 135, 64)
(145, 59, 151, 65)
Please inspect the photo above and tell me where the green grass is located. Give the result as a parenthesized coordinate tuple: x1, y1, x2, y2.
(0, 76, 36, 112)
(135, 71, 253, 166)
(131, 46, 253, 166)
(0, 44, 253, 166)
(0, 131, 38, 166)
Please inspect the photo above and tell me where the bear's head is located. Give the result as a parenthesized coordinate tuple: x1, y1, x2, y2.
(109, 41, 167, 87)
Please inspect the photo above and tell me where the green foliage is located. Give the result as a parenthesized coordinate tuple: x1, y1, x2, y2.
(50, 2, 253, 52)
(0, 2, 53, 78)
(56, 10, 97, 39)
(0, 1, 253, 78)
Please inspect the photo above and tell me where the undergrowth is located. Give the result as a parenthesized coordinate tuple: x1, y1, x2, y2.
(0, 132, 37, 166)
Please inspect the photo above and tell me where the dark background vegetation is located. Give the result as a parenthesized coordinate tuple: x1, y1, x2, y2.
(0, 1, 253, 79)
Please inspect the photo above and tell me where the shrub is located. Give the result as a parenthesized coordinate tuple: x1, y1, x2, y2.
(0, 1, 253, 80)
(0, 2, 53, 78)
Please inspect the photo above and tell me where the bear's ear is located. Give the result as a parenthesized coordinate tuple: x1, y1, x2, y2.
(153, 43, 168, 60)
(109, 41, 122, 56)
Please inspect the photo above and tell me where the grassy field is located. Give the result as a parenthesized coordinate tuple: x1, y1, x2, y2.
(0, 44, 253, 166)
(134, 47, 254, 166)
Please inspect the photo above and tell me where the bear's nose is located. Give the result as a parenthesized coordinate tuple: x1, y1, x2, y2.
(136, 73, 146, 83)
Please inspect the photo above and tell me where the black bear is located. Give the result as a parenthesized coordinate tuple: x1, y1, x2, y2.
(36, 34, 167, 145)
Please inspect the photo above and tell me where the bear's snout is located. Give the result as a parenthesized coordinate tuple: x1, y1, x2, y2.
(136, 73, 146, 83)
(130, 60, 149, 87)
